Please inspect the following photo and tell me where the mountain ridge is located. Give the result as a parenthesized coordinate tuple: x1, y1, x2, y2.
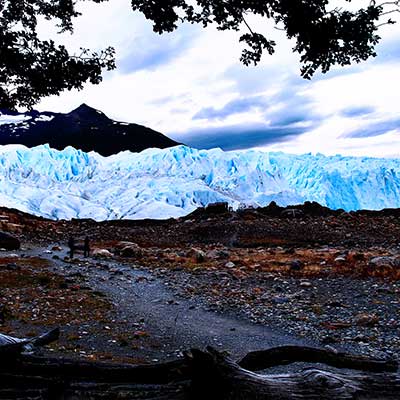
(0, 104, 180, 156)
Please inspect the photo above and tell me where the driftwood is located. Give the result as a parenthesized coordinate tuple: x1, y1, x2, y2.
(0, 328, 60, 355)
(189, 347, 400, 400)
(0, 330, 399, 399)
(238, 345, 399, 372)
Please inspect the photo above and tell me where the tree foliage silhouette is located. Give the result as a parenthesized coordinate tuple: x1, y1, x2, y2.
(0, 0, 115, 110)
(0, 0, 398, 109)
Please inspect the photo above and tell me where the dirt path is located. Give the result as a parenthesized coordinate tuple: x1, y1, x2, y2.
(31, 245, 314, 362)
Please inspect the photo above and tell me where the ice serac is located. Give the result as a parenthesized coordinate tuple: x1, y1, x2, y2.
(0, 144, 399, 221)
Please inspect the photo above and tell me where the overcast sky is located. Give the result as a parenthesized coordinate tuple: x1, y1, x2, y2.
(37, 0, 400, 157)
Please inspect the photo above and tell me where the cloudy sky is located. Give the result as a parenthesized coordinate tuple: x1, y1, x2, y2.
(37, 0, 400, 157)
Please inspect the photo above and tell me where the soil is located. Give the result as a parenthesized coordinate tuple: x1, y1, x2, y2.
(0, 203, 399, 366)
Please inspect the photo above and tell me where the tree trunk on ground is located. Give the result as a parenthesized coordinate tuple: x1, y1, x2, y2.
(189, 347, 400, 400)
(0, 334, 399, 399)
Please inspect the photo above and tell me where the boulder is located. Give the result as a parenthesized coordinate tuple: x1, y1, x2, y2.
(206, 249, 230, 260)
(115, 241, 138, 249)
(0, 231, 20, 250)
(120, 244, 143, 258)
(205, 202, 229, 214)
(369, 256, 400, 269)
(92, 248, 113, 258)
(189, 248, 206, 263)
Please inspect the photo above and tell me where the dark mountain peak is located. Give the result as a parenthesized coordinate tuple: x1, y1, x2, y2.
(68, 104, 108, 120)
(74, 103, 95, 112)
(0, 104, 180, 156)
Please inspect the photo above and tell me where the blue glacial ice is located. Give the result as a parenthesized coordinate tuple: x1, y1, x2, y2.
(0, 144, 399, 220)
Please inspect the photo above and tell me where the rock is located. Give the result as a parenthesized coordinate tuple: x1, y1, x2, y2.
(281, 209, 304, 218)
(133, 330, 149, 338)
(353, 334, 369, 343)
(205, 202, 229, 214)
(115, 241, 138, 249)
(92, 248, 113, 258)
(290, 259, 304, 271)
(300, 281, 312, 288)
(189, 248, 206, 263)
(369, 256, 400, 268)
(273, 285, 284, 293)
(206, 249, 230, 260)
(5, 263, 19, 271)
(6, 253, 19, 258)
(354, 313, 379, 327)
(1, 223, 23, 233)
(326, 300, 346, 308)
(225, 261, 235, 269)
(52, 245, 63, 251)
(321, 336, 339, 345)
(0, 231, 20, 250)
(120, 244, 143, 258)
(272, 296, 290, 304)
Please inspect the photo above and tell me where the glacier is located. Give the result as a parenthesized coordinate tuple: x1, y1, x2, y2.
(0, 144, 399, 221)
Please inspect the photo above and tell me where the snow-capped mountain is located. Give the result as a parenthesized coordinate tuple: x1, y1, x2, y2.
(0, 104, 179, 156)
(0, 144, 399, 221)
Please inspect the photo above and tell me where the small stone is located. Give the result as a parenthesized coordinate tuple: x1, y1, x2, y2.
(353, 334, 369, 343)
(206, 249, 230, 259)
(225, 261, 235, 269)
(272, 296, 290, 304)
(190, 248, 206, 263)
(354, 313, 379, 327)
(290, 259, 304, 271)
(6, 253, 19, 258)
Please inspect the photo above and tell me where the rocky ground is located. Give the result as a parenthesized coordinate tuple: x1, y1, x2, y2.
(0, 202, 399, 365)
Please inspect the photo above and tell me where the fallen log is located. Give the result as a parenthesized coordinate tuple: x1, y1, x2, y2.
(189, 347, 400, 400)
(0, 328, 59, 356)
(238, 345, 398, 373)
(0, 330, 399, 399)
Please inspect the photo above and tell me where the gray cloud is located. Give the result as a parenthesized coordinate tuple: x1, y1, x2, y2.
(341, 106, 375, 118)
(118, 25, 199, 73)
(193, 95, 268, 121)
(224, 64, 287, 95)
(373, 38, 400, 64)
(263, 80, 323, 129)
(345, 117, 400, 138)
(267, 108, 315, 127)
(178, 123, 307, 150)
(186, 77, 321, 150)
